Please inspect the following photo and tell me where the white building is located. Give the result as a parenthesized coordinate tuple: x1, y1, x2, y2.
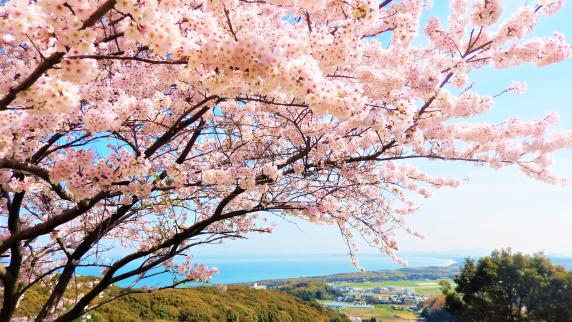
(251, 283, 267, 289)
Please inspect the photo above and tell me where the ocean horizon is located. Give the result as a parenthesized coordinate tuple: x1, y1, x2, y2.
(77, 252, 572, 288)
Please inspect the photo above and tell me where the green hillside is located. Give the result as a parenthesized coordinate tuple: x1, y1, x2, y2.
(14, 283, 349, 322)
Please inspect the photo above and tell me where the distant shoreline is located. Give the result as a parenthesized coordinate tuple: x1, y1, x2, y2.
(73, 253, 571, 287)
(248, 263, 461, 285)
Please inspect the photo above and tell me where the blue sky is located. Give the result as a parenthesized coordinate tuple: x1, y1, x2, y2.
(195, 1, 572, 258)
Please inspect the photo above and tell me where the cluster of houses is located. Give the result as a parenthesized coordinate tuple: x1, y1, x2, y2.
(331, 284, 428, 306)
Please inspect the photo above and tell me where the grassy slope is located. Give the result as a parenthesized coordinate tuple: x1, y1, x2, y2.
(15, 284, 349, 322)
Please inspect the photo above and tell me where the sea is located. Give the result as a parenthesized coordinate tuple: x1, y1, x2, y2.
(76, 252, 572, 288)
(190, 253, 458, 284)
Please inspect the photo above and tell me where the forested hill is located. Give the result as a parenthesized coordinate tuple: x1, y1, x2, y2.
(257, 265, 460, 285)
(15, 284, 349, 322)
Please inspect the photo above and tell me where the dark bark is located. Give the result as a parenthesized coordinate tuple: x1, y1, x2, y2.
(0, 0, 118, 111)
(0, 192, 25, 322)
(34, 203, 135, 322)
(51, 189, 246, 322)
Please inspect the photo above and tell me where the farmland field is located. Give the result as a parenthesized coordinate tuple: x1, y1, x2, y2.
(335, 279, 453, 296)
(335, 304, 419, 321)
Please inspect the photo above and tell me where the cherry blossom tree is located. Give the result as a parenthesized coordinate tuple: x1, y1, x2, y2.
(0, 0, 571, 320)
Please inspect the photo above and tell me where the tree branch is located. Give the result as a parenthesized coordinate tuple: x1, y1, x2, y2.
(66, 54, 187, 65)
(0, 52, 65, 111)
(0, 0, 118, 110)
(0, 192, 113, 255)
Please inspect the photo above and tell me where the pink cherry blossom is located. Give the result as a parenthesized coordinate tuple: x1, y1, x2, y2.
(0, 1, 570, 321)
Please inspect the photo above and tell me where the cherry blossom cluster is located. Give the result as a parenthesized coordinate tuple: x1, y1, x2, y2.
(0, 0, 571, 320)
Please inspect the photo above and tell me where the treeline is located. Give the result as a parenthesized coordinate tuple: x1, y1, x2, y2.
(13, 284, 349, 322)
(259, 265, 458, 284)
(271, 280, 341, 301)
(422, 249, 572, 322)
